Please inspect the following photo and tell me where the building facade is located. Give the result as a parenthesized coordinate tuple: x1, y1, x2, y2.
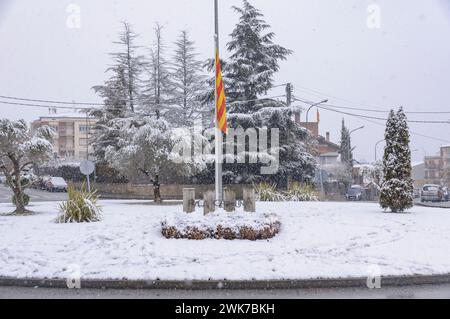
(31, 111, 97, 161)
(423, 145, 450, 186)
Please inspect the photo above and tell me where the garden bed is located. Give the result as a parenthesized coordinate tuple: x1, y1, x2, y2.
(161, 211, 281, 240)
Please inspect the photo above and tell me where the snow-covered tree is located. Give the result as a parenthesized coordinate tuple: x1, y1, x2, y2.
(226, 101, 316, 185)
(142, 24, 173, 119)
(0, 119, 54, 215)
(91, 64, 130, 163)
(380, 108, 414, 212)
(225, 0, 292, 112)
(195, 0, 314, 185)
(110, 21, 145, 112)
(170, 30, 207, 127)
(104, 117, 205, 203)
(340, 119, 353, 184)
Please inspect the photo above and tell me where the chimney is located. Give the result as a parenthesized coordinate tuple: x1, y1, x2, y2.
(326, 132, 330, 142)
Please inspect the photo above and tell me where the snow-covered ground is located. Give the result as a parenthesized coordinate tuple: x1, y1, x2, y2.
(1, 200, 450, 281)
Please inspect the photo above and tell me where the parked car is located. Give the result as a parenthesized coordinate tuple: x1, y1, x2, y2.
(421, 184, 444, 202)
(45, 177, 68, 192)
(346, 185, 363, 201)
(443, 187, 449, 201)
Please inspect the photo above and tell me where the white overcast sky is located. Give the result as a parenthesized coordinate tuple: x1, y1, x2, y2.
(1, 0, 450, 163)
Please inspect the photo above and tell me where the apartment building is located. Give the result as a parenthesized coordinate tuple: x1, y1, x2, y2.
(423, 145, 450, 185)
(31, 110, 97, 161)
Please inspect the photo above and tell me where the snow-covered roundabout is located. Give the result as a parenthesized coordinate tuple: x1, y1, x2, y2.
(1, 200, 450, 281)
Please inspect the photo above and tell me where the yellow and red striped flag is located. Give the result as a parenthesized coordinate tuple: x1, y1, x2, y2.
(215, 49, 228, 133)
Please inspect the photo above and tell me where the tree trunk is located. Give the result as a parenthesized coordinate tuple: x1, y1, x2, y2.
(153, 174, 162, 204)
(11, 159, 30, 215)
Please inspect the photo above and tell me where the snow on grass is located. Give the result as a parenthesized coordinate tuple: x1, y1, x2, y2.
(1, 200, 450, 281)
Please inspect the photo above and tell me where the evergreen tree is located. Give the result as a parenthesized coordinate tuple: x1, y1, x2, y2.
(142, 23, 173, 119)
(379, 107, 414, 212)
(225, 0, 292, 112)
(110, 21, 145, 112)
(194, 0, 315, 185)
(91, 64, 129, 163)
(170, 30, 207, 127)
(340, 119, 353, 184)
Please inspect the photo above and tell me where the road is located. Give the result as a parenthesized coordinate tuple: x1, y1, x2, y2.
(0, 284, 450, 299)
(414, 199, 450, 209)
(0, 184, 67, 203)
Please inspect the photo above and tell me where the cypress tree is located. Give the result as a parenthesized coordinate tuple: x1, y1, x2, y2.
(379, 107, 414, 212)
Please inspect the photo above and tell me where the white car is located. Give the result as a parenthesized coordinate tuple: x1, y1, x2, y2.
(421, 184, 444, 202)
(45, 177, 68, 192)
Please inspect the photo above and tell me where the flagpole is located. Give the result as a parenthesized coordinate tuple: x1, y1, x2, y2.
(214, 0, 223, 203)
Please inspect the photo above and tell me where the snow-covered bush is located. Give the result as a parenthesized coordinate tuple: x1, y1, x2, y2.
(162, 212, 281, 241)
(56, 185, 102, 223)
(254, 182, 286, 201)
(286, 182, 318, 202)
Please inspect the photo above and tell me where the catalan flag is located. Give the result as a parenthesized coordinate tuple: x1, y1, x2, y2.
(215, 49, 228, 133)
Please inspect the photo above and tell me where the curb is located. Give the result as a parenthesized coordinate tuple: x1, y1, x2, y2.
(415, 202, 450, 209)
(1, 274, 450, 290)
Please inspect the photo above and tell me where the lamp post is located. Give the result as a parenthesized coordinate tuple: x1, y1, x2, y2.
(306, 99, 328, 123)
(374, 139, 385, 162)
(346, 126, 364, 185)
(348, 125, 365, 161)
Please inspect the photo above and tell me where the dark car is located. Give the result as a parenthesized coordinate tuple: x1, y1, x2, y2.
(346, 185, 363, 201)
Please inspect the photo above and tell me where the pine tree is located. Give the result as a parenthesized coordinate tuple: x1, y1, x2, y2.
(379, 107, 414, 212)
(194, 0, 315, 185)
(225, 0, 292, 112)
(142, 23, 173, 119)
(170, 30, 207, 127)
(91, 64, 130, 163)
(110, 21, 145, 112)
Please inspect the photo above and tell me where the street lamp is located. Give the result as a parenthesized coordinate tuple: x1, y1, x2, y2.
(347, 125, 364, 160)
(374, 139, 385, 162)
(346, 126, 365, 184)
(350, 126, 365, 136)
(306, 99, 328, 123)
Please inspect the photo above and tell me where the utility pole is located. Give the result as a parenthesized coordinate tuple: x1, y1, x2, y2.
(286, 83, 292, 106)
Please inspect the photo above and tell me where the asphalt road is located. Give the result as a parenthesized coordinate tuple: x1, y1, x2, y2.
(0, 184, 67, 203)
(414, 199, 450, 209)
(1, 284, 450, 299)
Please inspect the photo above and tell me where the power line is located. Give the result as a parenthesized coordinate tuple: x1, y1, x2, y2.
(317, 105, 450, 124)
(229, 95, 286, 105)
(290, 85, 450, 115)
(316, 105, 450, 144)
(0, 95, 104, 106)
(0, 100, 94, 110)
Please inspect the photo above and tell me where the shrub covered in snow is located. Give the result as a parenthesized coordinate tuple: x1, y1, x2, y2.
(161, 211, 281, 241)
(56, 185, 102, 223)
(286, 182, 318, 202)
(254, 182, 286, 202)
(255, 182, 319, 202)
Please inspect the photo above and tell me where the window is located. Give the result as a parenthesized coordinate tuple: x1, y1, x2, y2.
(79, 138, 88, 146)
(79, 125, 90, 133)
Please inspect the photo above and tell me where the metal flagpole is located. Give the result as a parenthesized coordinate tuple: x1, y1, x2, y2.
(214, 0, 223, 203)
